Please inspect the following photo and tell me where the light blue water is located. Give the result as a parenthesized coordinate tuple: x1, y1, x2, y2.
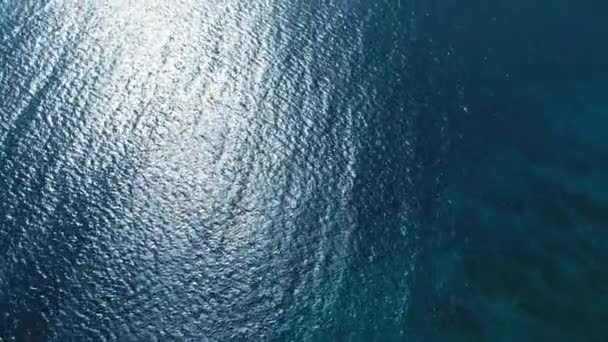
(1, 1, 607, 341)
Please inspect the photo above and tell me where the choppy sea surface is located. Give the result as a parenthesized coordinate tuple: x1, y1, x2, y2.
(1, 1, 607, 341)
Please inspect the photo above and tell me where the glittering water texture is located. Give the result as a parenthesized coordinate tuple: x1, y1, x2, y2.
(1, 0, 607, 341)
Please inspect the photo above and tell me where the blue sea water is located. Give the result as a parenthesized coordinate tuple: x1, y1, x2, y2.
(1, 1, 607, 341)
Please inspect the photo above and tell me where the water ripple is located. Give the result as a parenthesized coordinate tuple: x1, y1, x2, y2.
(0, 1, 456, 340)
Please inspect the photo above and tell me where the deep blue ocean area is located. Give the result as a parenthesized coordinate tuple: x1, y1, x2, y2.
(1, 1, 607, 341)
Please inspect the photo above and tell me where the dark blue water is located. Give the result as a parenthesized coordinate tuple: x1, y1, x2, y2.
(1, 1, 607, 341)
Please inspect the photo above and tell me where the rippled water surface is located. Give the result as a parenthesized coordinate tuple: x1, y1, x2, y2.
(1, 1, 607, 341)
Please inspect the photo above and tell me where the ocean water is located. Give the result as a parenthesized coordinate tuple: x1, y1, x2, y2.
(0, 1, 606, 341)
